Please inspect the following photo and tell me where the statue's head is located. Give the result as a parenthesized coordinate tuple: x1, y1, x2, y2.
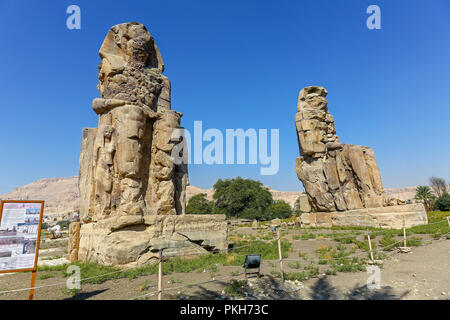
(98, 22, 164, 78)
(297, 86, 328, 112)
(103, 125, 114, 139)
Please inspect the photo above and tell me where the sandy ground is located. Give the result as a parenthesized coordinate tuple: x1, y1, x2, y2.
(296, 238, 450, 300)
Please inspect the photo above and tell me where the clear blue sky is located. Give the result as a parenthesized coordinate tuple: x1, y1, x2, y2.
(0, 0, 449, 194)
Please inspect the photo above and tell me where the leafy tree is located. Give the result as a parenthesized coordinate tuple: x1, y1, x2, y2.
(429, 176, 448, 197)
(414, 186, 435, 211)
(434, 193, 450, 211)
(265, 200, 293, 220)
(213, 177, 273, 220)
(186, 193, 214, 214)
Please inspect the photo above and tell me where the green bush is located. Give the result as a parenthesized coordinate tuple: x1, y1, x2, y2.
(186, 193, 214, 214)
(434, 193, 450, 211)
(212, 177, 273, 220)
(264, 200, 292, 220)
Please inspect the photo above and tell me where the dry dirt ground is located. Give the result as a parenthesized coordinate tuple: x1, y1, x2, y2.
(0, 225, 448, 300)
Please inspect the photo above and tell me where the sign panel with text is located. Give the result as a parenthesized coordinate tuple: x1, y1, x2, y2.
(0, 201, 44, 273)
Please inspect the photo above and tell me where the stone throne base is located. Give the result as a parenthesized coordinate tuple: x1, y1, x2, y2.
(74, 214, 228, 267)
(299, 203, 428, 229)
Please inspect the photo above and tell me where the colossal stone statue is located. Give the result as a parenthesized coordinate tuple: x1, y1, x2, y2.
(295, 86, 427, 228)
(72, 22, 227, 266)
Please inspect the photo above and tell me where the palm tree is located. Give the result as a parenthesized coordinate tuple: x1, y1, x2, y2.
(414, 186, 436, 211)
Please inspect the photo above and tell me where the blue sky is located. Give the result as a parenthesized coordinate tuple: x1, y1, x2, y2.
(0, 0, 449, 194)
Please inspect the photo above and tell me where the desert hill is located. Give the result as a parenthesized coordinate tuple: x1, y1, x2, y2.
(0, 176, 418, 214)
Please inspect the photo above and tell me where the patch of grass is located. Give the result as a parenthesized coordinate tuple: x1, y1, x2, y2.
(372, 252, 387, 260)
(284, 265, 319, 281)
(330, 257, 366, 273)
(137, 280, 151, 292)
(0, 288, 9, 296)
(270, 269, 281, 277)
(354, 240, 377, 252)
(63, 262, 121, 284)
(379, 235, 400, 251)
(224, 279, 247, 298)
(406, 237, 422, 247)
(409, 220, 449, 235)
(372, 229, 404, 237)
(168, 276, 182, 284)
(325, 267, 337, 275)
(432, 232, 443, 240)
(37, 273, 55, 280)
(37, 263, 70, 272)
(288, 261, 301, 269)
(316, 244, 351, 265)
(41, 255, 62, 261)
(333, 236, 357, 244)
(427, 211, 450, 220)
(301, 233, 316, 240)
(61, 287, 80, 296)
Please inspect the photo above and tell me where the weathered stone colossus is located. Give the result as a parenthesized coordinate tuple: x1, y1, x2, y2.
(73, 22, 227, 266)
(295, 86, 427, 228)
(295, 86, 385, 212)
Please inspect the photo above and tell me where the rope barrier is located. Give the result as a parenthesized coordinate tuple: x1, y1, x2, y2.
(0, 268, 129, 295)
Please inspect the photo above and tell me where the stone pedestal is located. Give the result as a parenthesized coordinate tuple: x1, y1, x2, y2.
(78, 214, 228, 267)
(299, 203, 428, 229)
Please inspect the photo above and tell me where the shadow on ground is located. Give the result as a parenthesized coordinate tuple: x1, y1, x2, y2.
(177, 275, 410, 300)
(310, 277, 410, 300)
(64, 289, 109, 300)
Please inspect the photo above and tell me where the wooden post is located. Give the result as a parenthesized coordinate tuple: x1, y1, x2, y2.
(28, 270, 37, 300)
(403, 219, 407, 247)
(277, 229, 284, 281)
(367, 228, 374, 263)
(447, 217, 450, 227)
(158, 250, 163, 300)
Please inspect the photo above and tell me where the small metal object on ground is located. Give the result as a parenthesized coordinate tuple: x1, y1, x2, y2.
(243, 254, 261, 279)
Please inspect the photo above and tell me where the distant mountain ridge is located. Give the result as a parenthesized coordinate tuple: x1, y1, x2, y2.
(0, 176, 419, 214)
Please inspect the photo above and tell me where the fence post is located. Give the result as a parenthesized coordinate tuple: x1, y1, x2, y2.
(447, 216, 450, 227)
(277, 229, 284, 281)
(402, 219, 407, 247)
(367, 228, 374, 263)
(158, 249, 163, 300)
